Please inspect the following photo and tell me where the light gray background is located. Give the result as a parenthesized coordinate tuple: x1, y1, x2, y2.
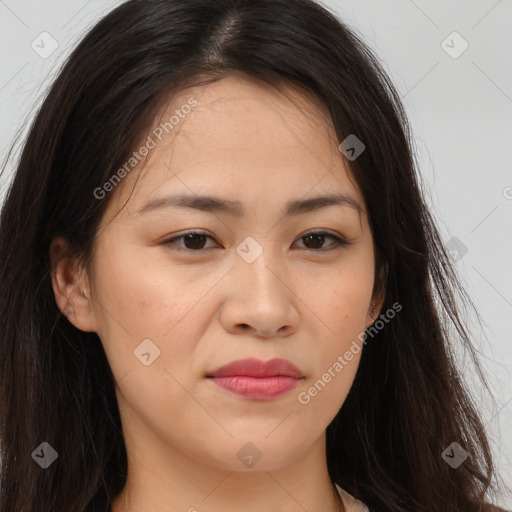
(0, 0, 510, 507)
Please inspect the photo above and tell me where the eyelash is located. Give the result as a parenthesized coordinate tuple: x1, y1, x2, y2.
(161, 229, 352, 254)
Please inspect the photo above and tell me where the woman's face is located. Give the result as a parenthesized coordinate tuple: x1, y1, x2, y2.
(62, 75, 383, 472)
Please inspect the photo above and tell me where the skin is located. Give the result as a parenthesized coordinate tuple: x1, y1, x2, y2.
(50, 74, 384, 512)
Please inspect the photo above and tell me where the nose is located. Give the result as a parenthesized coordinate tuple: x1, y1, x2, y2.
(219, 247, 300, 339)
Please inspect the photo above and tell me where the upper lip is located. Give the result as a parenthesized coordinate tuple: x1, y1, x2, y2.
(206, 358, 304, 378)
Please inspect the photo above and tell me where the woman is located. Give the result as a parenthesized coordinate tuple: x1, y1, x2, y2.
(0, 0, 509, 511)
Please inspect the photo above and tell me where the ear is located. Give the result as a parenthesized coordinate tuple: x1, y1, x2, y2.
(366, 260, 388, 327)
(49, 236, 98, 333)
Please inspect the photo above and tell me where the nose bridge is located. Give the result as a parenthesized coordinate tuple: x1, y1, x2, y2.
(226, 242, 298, 337)
(233, 235, 291, 308)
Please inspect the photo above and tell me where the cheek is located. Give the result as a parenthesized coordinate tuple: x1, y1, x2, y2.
(297, 290, 366, 420)
(309, 264, 374, 337)
(94, 239, 198, 332)
(93, 260, 206, 434)
(298, 265, 372, 394)
(90, 245, 204, 381)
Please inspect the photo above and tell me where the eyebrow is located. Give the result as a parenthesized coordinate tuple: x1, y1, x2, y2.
(137, 193, 364, 218)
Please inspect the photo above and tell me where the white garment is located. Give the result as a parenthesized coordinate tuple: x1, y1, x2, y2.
(335, 483, 370, 512)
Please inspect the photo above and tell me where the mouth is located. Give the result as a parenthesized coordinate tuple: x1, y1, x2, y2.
(206, 357, 305, 400)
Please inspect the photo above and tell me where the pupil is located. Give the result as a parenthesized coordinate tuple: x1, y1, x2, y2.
(185, 233, 206, 250)
(305, 234, 324, 249)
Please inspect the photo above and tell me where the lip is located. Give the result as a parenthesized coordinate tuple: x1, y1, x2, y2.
(207, 357, 304, 378)
(206, 358, 304, 400)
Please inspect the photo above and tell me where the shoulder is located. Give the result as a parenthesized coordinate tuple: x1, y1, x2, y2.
(335, 484, 369, 512)
(481, 505, 510, 512)
(334, 485, 510, 512)
(334, 486, 510, 512)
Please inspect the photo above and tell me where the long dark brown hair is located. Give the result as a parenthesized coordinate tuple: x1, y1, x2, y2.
(0, 0, 509, 511)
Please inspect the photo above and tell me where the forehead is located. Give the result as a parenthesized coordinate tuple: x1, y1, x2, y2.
(106, 75, 365, 221)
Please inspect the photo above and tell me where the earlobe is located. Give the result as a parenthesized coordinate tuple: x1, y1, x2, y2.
(367, 284, 387, 326)
(367, 302, 379, 327)
(367, 297, 384, 327)
(367, 261, 388, 326)
(49, 236, 97, 333)
(366, 295, 385, 328)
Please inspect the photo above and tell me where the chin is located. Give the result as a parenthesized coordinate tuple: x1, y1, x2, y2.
(196, 437, 308, 473)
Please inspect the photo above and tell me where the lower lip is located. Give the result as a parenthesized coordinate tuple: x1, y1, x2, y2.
(208, 376, 301, 400)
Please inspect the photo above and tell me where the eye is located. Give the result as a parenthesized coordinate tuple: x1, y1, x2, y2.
(293, 229, 352, 251)
(162, 231, 217, 252)
(161, 229, 352, 254)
